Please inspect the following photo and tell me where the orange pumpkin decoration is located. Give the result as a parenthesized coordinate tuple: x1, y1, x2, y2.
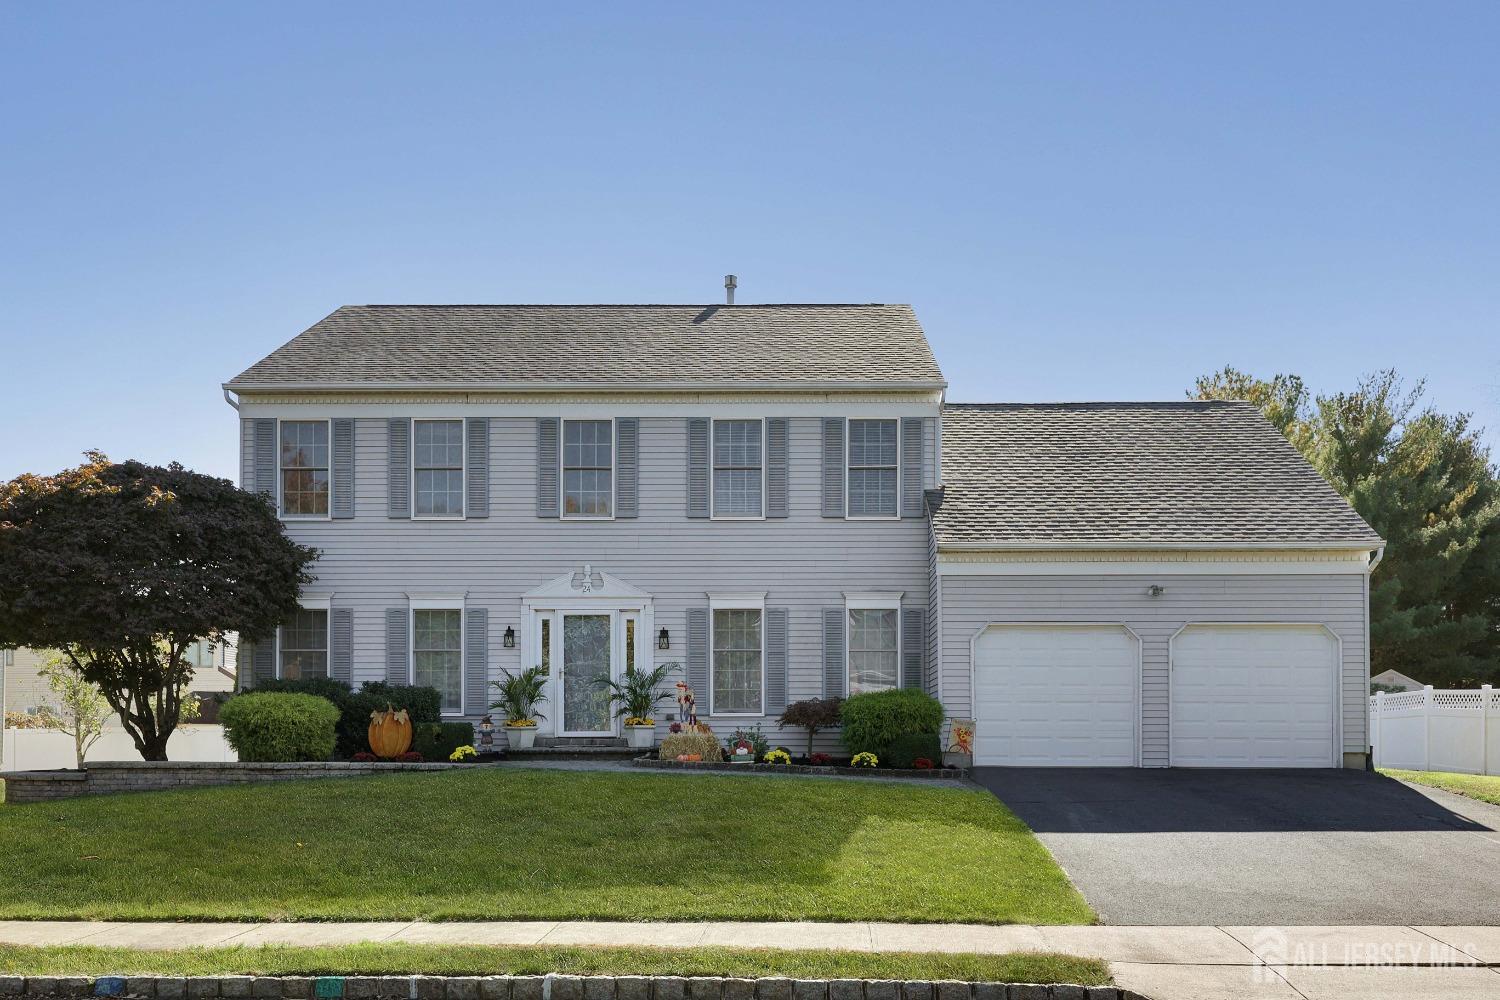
(368, 704, 413, 759)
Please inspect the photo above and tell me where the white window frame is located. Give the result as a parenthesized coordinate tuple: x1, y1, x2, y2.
(409, 594, 467, 717)
(707, 592, 768, 717)
(560, 418, 617, 521)
(276, 418, 334, 521)
(845, 591, 903, 695)
(410, 418, 467, 520)
(844, 417, 901, 520)
(709, 417, 768, 521)
(276, 596, 332, 680)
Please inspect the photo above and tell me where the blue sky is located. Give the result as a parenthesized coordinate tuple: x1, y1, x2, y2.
(2, 3, 1496, 481)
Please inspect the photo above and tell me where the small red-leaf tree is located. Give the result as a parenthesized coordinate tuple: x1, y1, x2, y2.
(0, 452, 318, 760)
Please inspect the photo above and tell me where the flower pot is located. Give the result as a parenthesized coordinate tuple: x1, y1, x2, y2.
(505, 726, 537, 750)
(626, 724, 655, 750)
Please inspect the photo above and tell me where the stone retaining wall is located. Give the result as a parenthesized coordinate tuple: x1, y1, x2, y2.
(0, 761, 494, 805)
(0, 974, 1141, 1000)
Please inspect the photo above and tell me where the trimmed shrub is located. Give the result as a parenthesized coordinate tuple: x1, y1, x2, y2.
(220, 692, 339, 762)
(839, 688, 945, 754)
(252, 678, 441, 758)
(659, 730, 724, 761)
(412, 721, 474, 762)
(876, 731, 943, 769)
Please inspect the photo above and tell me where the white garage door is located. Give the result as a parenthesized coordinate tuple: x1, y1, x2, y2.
(1171, 624, 1338, 767)
(973, 625, 1138, 766)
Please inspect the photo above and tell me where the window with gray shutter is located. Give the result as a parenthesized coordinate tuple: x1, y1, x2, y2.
(686, 607, 710, 705)
(385, 607, 410, 685)
(332, 419, 355, 519)
(847, 419, 899, 517)
(901, 417, 924, 518)
(765, 608, 789, 713)
(616, 418, 639, 518)
(766, 418, 789, 518)
(822, 607, 847, 698)
(331, 607, 354, 684)
(536, 418, 559, 517)
(901, 607, 925, 691)
(251, 419, 276, 499)
(251, 637, 275, 688)
(686, 418, 709, 518)
(465, 607, 488, 717)
(465, 418, 490, 518)
(821, 418, 845, 517)
(387, 419, 411, 519)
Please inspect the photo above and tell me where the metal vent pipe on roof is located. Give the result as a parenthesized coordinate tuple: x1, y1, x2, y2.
(724, 274, 737, 305)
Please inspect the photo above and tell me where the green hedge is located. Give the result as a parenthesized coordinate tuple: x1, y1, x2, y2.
(220, 692, 340, 762)
(412, 721, 475, 761)
(875, 731, 943, 769)
(839, 689, 945, 754)
(252, 678, 441, 758)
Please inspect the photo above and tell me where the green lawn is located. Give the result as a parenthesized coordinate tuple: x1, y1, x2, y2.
(0, 944, 1110, 985)
(1382, 768, 1500, 806)
(0, 768, 1092, 924)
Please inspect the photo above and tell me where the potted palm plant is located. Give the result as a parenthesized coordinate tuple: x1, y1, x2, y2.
(489, 665, 548, 750)
(597, 662, 676, 750)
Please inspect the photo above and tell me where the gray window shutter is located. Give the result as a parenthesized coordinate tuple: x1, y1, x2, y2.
(252, 419, 276, 500)
(822, 607, 847, 698)
(901, 417, 925, 518)
(686, 418, 709, 519)
(466, 418, 490, 518)
(536, 418, 559, 518)
(765, 607, 789, 713)
(332, 419, 355, 519)
(686, 607, 710, 706)
(252, 636, 275, 687)
(616, 418, 639, 518)
(821, 418, 845, 518)
(766, 418, 789, 518)
(331, 607, 354, 684)
(387, 419, 410, 519)
(385, 608, 409, 686)
(465, 607, 488, 717)
(901, 607, 925, 691)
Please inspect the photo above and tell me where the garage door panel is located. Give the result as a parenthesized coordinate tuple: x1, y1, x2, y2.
(974, 625, 1138, 767)
(1171, 625, 1336, 768)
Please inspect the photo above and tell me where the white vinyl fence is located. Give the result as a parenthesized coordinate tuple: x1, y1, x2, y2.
(1, 724, 236, 771)
(1370, 686, 1500, 775)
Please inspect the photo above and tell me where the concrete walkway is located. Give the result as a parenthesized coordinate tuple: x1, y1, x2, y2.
(3, 921, 1500, 999)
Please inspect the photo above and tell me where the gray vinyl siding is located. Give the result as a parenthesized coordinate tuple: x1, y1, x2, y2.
(938, 572, 1369, 766)
(264, 415, 931, 725)
(926, 521, 942, 697)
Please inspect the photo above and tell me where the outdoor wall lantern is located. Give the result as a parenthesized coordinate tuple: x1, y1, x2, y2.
(658, 627, 671, 650)
(503, 626, 516, 648)
(1147, 585, 1166, 598)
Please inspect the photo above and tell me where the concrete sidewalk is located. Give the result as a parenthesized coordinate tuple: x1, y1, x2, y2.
(2, 921, 1498, 999)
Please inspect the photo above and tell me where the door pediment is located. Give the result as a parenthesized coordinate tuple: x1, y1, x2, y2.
(523, 565, 652, 603)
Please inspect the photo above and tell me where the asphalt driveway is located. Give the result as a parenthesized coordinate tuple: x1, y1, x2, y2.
(973, 767, 1500, 925)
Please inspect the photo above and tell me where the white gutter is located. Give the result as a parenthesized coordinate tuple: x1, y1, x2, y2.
(938, 539, 1388, 553)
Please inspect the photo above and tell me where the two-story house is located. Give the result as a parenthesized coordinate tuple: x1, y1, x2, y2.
(226, 297, 1383, 769)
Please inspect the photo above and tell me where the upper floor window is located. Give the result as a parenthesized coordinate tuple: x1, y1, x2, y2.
(279, 607, 329, 679)
(713, 419, 763, 518)
(563, 419, 613, 517)
(280, 420, 329, 517)
(847, 419, 898, 518)
(413, 607, 463, 715)
(413, 419, 464, 517)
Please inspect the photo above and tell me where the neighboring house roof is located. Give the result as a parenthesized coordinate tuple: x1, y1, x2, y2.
(934, 401, 1384, 548)
(227, 304, 946, 391)
(1371, 669, 1425, 691)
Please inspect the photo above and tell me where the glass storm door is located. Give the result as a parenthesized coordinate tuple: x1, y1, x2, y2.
(561, 613, 614, 734)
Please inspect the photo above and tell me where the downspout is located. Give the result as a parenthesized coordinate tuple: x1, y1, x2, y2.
(222, 388, 240, 411)
(1362, 545, 1385, 770)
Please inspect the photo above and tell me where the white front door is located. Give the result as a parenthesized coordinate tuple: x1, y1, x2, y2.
(973, 624, 1139, 766)
(1171, 624, 1338, 767)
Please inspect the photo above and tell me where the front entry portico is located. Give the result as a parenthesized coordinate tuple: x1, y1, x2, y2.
(522, 567, 654, 738)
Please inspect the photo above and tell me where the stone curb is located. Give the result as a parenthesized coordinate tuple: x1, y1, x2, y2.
(630, 759, 969, 780)
(0, 976, 1141, 1000)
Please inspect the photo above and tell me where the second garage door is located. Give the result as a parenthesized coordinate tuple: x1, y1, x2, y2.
(973, 624, 1138, 766)
(1171, 624, 1338, 767)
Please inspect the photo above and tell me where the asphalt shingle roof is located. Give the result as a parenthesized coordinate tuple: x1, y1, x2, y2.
(935, 402, 1382, 547)
(227, 304, 945, 389)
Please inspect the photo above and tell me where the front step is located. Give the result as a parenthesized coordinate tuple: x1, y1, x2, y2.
(509, 735, 637, 759)
(533, 736, 629, 749)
